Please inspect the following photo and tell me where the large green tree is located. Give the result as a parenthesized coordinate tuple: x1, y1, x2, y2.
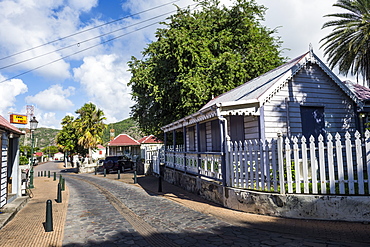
(128, 0, 285, 137)
(74, 103, 107, 163)
(321, 0, 370, 86)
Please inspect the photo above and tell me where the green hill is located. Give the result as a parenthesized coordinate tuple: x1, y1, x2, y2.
(19, 117, 142, 150)
(19, 127, 60, 150)
(102, 118, 143, 143)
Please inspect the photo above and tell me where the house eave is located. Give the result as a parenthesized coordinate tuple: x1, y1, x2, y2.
(217, 99, 260, 116)
(162, 99, 261, 133)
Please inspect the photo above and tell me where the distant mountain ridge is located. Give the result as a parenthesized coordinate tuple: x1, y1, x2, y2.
(19, 118, 142, 150)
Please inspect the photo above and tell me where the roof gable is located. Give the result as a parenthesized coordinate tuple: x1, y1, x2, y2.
(201, 50, 362, 110)
(162, 50, 363, 132)
(108, 134, 140, 146)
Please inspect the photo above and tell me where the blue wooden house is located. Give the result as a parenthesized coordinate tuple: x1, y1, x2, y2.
(161, 50, 369, 183)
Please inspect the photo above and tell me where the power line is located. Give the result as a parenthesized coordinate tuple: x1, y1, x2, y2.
(0, 8, 181, 71)
(0, 21, 162, 84)
(0, 2, 199, 84)
(0, 0, 180, 61)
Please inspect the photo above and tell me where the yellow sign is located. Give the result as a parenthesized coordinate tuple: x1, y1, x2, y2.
(10, 114, 28, 124)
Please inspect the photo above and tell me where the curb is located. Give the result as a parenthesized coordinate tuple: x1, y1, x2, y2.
(0, 196, 29, 230)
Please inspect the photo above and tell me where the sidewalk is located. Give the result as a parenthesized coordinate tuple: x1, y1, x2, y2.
(1, 169, 370, 246)
(0, 175, 69, 247)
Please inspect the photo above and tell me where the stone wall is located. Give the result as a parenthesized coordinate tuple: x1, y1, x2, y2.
(164, 167, 370, 222)
(77, 163, 97, 174)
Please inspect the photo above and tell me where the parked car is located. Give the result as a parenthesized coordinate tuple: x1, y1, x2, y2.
(102, 156, 134, 173)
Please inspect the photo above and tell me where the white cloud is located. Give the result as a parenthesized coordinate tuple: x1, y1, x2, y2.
(25, 84, 75, 111)
(67, 0, 98, 12)
(39, 112, 60, 129)
(256, 0, 337, 60)
(0, 0, 102, 80)
(0, 74, 28, 116)
(73, 54, 133, 123)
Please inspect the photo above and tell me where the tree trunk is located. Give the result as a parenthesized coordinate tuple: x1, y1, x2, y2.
(88, 148, 92, 164)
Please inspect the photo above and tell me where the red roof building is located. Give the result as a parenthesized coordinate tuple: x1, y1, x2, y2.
(107, 134, 140, 157)
(108, 134, 140, 146)
(0, 115, 24, 208)
(0, 115, 23, 135)
(137, 135, 163, 144)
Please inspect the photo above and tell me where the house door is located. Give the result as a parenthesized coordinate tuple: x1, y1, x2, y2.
(300, 106, 325, 139)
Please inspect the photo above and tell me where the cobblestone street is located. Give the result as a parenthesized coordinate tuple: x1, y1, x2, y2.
(1, 162, 369, 247)
(62, 174, 366, 246)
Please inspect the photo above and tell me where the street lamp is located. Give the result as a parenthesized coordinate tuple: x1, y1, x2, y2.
(28, 116, 38, 189)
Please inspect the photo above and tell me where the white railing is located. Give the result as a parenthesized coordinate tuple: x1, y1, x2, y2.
(165, 150, 222, 181)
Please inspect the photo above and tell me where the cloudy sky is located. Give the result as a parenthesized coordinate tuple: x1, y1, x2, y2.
(0, 0, 340, 129)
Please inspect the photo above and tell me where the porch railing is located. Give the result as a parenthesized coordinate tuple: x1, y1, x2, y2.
(165, 147, 222, 181)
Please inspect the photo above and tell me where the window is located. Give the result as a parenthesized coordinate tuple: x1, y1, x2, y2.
(199, 123, 207, 152)
(300, 106, 325, 139)
(211, 120, 221, 152)
(230, 115, 245, 142)
(188, 126, 196, 151)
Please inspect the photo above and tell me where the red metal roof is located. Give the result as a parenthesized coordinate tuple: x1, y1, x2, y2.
(35, 152, 43, 157)
(0, 115, 23, 135)
(138, 135, 163, 144)
(96, 144, 105, 149)
(343, 80, 370, 101)
(108, 134, 140, 146)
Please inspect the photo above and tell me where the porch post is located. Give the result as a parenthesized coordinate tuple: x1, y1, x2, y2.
(220, 118, 228, 186)
(172, 130, 176, 150)
(183, 126, 187, 173)
(164, 132, 167, 164)
(196, 123, 201, 177)
(172, 130, 176, 169)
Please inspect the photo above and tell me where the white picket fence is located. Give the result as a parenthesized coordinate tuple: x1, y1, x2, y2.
(227, 130, 370, 195)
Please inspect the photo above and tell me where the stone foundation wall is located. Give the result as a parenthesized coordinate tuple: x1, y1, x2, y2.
(77, 163, 97, 173)
(164, 167, 370, 222)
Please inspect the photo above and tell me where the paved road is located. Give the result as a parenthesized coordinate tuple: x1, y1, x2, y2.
(36, 162, 363, 246)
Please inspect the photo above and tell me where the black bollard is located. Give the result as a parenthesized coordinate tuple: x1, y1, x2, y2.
(95, 167, 97, 175)
(56, 183, 62, 203)
(44, 171, 47, 177)
(158, 175, 162, 192)
(134, 170, 137, 184)
(45, 200, 53, 232)
(158, 164, 163, 192)
(59, 174, 62, 182)
(61, 178, 65, 191)
(53, 172, 56, 181)
(48, 171, 50, 178)
(117, 170, 120, 179)
(38, 171, 40, 177)
(104, 169, 106, 177)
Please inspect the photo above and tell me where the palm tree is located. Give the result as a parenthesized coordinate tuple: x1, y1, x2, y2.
(321, 0, 370, 86)
(74, 103, 107, 164)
